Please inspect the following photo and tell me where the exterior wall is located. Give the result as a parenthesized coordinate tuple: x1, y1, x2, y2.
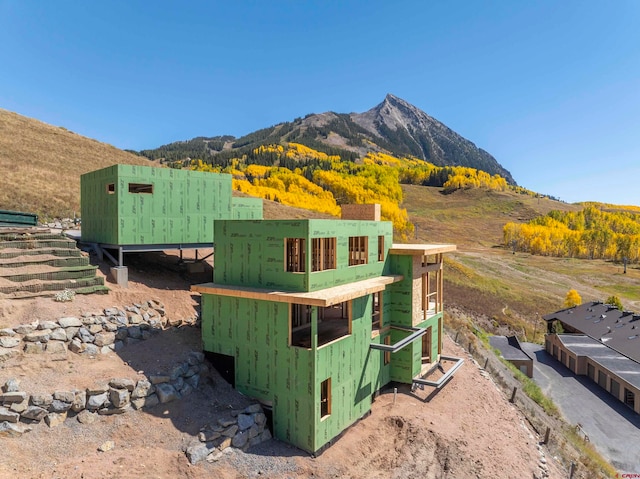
(388, 255, 414, 328)
(201, 294, 316, 451)
(81, 164, 235, 245)
(200, 291, 393, 453)
(213, 219, 392, 292)
(231, 197, 264, 219)
(545, 334, 640, 414)
(510, 359, 533, 378)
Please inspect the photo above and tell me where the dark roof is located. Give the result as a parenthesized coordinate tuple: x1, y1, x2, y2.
(489, 335, 532, 361)
(543, 301, 640, 363)
(558, 334, 640, 390)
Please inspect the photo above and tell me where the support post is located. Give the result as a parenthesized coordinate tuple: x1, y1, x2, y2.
(543, 427, 551, 444)
(510, 387, 517, 403)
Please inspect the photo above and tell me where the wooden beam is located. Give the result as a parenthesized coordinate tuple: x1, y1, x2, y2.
(192, 275, 404, 307)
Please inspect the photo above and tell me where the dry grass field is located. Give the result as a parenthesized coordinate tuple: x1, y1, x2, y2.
(0, 109, 151, 219)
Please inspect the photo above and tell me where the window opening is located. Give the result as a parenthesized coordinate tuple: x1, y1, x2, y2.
(378, 236, 385, 262)
(312, 237, 336, 272)
(128, 183, 153, 194)
(348, 236, 368, 266)
(372, 292, 382, 331)
(290, 304, 312, 348)
(384, 336, 391, 365)
(106, 183, 115, 194)
(422, 326, 432, 364)
(285, 238, 306, 272)
(318, 301, 351, 346)
(320, 378, 331, 419)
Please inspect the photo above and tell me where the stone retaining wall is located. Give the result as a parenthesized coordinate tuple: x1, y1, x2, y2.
(0, 300, 196, 359)
(0, 303, 271, 463)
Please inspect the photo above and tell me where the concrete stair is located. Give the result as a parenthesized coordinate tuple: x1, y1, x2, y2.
(0, 229, 109, 298)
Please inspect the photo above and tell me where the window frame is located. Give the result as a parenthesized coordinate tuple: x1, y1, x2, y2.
(312, 237, 337, 272)
(320, 378, 331, 419)
(285, 238, 306, 273)
(378, 235, 385, 262)
(348, 236, 368, 266)
(128, 183, 154, 194)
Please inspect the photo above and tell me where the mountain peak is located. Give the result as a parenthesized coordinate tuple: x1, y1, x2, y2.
(350, 96, 515, 184)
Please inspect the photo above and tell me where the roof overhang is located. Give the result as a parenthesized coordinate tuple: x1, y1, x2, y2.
(192, 274, 403, 307)
(389, 243, 457, 256)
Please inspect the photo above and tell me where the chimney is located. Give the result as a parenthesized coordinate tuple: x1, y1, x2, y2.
(341, 204, 381, 221)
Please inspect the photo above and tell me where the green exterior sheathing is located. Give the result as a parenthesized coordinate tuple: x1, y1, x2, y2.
(312, 295, 391, 451)
(199, 217, 448, 454)
(231, 197, 264, 219)
(213, 219, 393, 292)
(200, 290, 393, 453)
(387, 255, 415, 328)
(201, 294, 316, 451)
(81, 164, 238, 245)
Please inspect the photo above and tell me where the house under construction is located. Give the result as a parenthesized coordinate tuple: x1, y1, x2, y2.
(193, 204, 459, 453)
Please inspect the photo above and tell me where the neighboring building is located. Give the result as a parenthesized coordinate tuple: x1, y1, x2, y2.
(489, 335, 533, 377)
(543, 301, 640, 414)
(193, 207, 457, 454)
(81, 164, 262, 247)
(80, 164, 262, 283)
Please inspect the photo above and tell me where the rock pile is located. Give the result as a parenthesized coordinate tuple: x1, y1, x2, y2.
(0, 300, 198, 360)
(186, 403, 272, 464)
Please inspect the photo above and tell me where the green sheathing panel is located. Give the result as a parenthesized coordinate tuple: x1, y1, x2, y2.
(81, 165, 119, 244)
(213, 220, 309, 291)
(389, 328, 422, 383)
(200, 294, 316, 451)
(213, 219, 393, 292)
(231, 197, 263, 219)
(312, 295, 390, 452)
(81, 164, 232, 245)
(200, 292, 393, 453)
(307, 220, 392, 291)
(387, 255, 414, 328)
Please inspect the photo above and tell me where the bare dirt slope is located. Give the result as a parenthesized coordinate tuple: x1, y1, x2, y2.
(0, 249, 565, 479)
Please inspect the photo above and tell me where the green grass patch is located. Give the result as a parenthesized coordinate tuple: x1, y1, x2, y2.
(565, 428, 617, 478)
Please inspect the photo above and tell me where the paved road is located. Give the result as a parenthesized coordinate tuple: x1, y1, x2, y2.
(521, 343, 640, 473)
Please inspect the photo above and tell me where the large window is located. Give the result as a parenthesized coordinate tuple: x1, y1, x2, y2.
(320, 378, 331, 419)
(291, 304, 312, 330)
(128, 183, 153, 194)
(349, 236, 368, 266)
(285, 238, 306, 272)
(312, 237, 336, 272)
(290, 301, 352, 348)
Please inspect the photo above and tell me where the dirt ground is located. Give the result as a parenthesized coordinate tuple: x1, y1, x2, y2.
(0, 250, 565, 479)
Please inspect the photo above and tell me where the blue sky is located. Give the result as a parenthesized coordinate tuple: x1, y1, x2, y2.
(2, 1, 640, 205)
